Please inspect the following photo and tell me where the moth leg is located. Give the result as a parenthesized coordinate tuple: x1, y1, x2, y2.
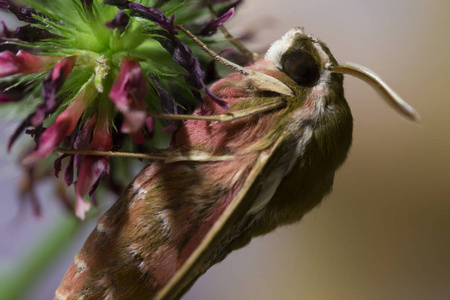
(54, 148, 233, 163)
(205, 0, 260, 62)
(148, 98, 286, 123)
(176, 24, 293, 96)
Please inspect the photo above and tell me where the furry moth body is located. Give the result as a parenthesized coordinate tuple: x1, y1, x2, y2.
(55, 28, 417, 300)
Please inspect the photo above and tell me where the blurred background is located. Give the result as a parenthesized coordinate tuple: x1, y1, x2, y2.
(1, 0, 449, 299)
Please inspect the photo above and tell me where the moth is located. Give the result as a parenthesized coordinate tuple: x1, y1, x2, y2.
(55, 27, 418, 300)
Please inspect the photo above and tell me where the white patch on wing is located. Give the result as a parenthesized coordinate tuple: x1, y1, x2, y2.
(74, 254, 87, 274)
(55, 290, 67, 300)
(128, 186, 148, 209)
(128, 245, 140, 258)
(157, 210, 172, 237)
(97, 275, 115, 300)
(138, 261, 149, 274)
(96, 221, 112, 235)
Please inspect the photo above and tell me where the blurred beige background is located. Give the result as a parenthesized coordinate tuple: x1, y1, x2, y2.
(1, 1, 449, 299)
(184, 1, 450, 299)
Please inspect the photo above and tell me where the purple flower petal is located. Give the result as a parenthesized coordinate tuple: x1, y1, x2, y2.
(22, 89, 88, 165)
(74, 119, 112, 220)
(205, 88, 229, 109)
(0, 1, 42, 24)
(105, 0, 176, 33)
(109, 60, 147, 111)
(154, 33, 228, 108)
(151, 76, 177, 114)
(64, 155, 74, 186)
(109, 60, 148, 134)
(105, 11, 130, 32)
(22, 120, 71, 165)
(54, 153, 69, 178)
(14, 24, 63, 43)
(31, 56, 77, 126)
(128, 2, 176, 33)
(0, 90, 21, 103)
(75, 155, 108, 204)
(0, 23, 62, 53)
(155, 34, 204, 89)
(195, 8, 234, 36)
(103, 0, 128, 9)
(216, 0, 243, 17)
(74, 115, 97, 151)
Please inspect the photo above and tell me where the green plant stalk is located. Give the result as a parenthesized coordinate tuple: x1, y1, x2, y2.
(0, 215, 80, 300)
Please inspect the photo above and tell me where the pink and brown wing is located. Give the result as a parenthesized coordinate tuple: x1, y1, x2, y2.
(55, 152, 261, 299)
(55, 59, 292, 300)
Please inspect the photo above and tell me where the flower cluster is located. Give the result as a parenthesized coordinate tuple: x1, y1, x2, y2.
(0, 0, 242, 219)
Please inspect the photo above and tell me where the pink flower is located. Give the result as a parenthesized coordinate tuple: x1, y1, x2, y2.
(74, 114, 112, 220)
(109, 59, 148, 136)
(22, 89, 89, 165)
(0, 50, 55, 77)
(31, 56, 77, 126)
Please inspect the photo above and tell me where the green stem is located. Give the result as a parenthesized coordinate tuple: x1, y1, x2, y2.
(0, 215, 81, 300)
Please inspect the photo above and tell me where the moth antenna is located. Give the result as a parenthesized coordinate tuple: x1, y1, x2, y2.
(205, 0, 260, 62)
(176, 24, 293, 96)
(54, 148, 233, 162)
(330, 63, 420, 122)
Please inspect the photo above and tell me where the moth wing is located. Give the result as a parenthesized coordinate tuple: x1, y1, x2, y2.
(155, 132, 293, 300)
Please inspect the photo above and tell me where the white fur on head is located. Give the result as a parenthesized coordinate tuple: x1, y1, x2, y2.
(265, 27, 304, 70)
(265, 27, 333, 87)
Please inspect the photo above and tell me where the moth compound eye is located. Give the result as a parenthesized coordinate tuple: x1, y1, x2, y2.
(282, 50, 320, 87)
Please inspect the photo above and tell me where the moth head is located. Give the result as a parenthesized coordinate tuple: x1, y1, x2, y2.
(265, 27, 420, 121)
(265, 27, 336, 89)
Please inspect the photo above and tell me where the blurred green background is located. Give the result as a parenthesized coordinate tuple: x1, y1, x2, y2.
(1, 0, 449, 299)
